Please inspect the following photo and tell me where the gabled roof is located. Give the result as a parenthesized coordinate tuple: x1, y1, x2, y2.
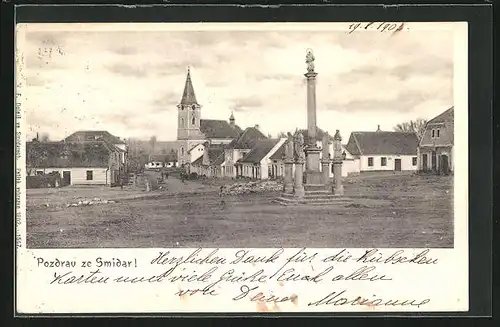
(227, 126, 268, 149)
(179, 68, 198, 105)
(63, 130, 126, 145)
(238, 139, 280, 164)
(148, 153, 177, 162)
(26, 141, 111, 168)
(200, 119, 241, 139)
(347, 131, 419, 156)
(191, 145, 225, 166)
(270, 141, 286, 160)
(427, 106, 454, 124)
(187, 142, 204, 154)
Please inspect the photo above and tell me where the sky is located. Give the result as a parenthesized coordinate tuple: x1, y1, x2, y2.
(18, 23, 455, 142)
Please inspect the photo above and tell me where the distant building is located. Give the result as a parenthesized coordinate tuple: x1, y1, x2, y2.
(176, 68, 242, 166)
(144, 154, 177, 169)
(26, 140, 123, 186)
(345, 126, 419, 172)
(224, 126, 268, 178)
(190, 142, 226, 178)
(418, 107, 454, 174)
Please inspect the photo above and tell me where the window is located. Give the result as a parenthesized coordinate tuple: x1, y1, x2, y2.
(180, 147, 184, 156)
(381, 157, 387, 166)
(192, 105, 196, 110)
(36, 170, 44, 176)
(436, 129, 440, 137)
(412, 157, 418, 166)
(192, 117, 195, 125)
(86, 170, 93, 180)
(432, 129, 435, 137)
(368, 157, 374, 167)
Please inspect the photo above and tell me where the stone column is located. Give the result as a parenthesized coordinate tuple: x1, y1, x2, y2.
(304, 50, 322, 185)
(332, 130, 344, 195)
(294, 158, 305, 198)
(283, 134, 294, 194)
(321, 132, 332, 187)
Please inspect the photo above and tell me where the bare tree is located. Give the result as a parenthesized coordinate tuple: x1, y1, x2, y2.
(394, 118, 427, 140)
(277, 131, 287, 138)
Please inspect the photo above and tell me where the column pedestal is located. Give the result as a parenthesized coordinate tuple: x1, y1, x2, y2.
(304, 145, 322, 186)
(283, 159, 294, 194)
(321, 160, 331, 187)
(332, 160, 344, 196)
(294, 159, 305, 198)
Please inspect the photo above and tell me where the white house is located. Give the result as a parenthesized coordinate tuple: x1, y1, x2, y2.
(237, 138, 287, 179)
(345, 127, 419, 172)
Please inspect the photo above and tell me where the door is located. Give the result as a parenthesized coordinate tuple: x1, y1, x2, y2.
(422, 154, 428, 171)
(440, 155, 449, 175)
(62, 171, 71, 186)
(394, 159, 402, 171)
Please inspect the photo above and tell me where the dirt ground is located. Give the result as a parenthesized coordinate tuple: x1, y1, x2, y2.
(25, 173, 454, 248)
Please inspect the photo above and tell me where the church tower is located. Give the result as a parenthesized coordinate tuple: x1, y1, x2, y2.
(177, 67, 205, 166)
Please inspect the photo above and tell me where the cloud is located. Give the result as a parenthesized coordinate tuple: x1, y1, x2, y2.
(230, 96, 264, 112)
(25, 74, 49, 87)
(108, 45, 138, 55)
(106, 63, 149, 78)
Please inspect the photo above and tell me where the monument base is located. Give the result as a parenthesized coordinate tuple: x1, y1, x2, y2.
(274, 190, 352, 206)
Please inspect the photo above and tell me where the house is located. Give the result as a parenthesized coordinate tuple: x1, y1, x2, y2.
(26, 140, 123, 186)
(144, 154, 177, 169)
(237, 138, 287, 179)
(190, 142, 226, 178)
(175, 68, 242, 166)
(345, 126, 419, 172)
(223, 126, 268, 178)
(417, 107, 454, 174)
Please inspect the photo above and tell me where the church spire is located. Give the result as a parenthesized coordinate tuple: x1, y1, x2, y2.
(180, 66, 198, 105)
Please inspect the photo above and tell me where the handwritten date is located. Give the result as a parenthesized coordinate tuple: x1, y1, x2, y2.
(348, 22, 405, 34)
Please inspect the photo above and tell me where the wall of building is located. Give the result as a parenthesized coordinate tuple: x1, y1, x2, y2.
(418, 146, 453, 172)
(358, 154, 418, 172)
(30, 167, 110, 185)
(210, 138, 234, 145)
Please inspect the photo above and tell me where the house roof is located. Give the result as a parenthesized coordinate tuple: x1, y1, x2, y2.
(347, 131, 419, 156)
(269, 141, 286, 160)
(179, 68, 198, 105)
(427, 106, 454, 124)
(227, 126, 268, 149)
(200, 119, 241, 139)
(26, 141, 112, 168)
(187, 142, 204, 154)
(191, 145, 225, 166)
(238, 139, 280, 164)
(63, 130, 126, 145)
(148, 153, 177, 162)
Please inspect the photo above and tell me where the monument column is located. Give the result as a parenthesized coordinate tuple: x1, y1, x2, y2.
(304, 49, 322, 186)
(332, 130, 344, 196)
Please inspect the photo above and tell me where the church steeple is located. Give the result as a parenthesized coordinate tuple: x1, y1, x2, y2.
(180, 66, 198, 105)
(229, 111, 235, 127)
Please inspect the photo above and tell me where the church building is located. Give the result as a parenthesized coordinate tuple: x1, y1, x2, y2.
(176, 68, 242, 166)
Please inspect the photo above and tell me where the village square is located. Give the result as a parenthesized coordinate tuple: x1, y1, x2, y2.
(24, 45, 454, 249)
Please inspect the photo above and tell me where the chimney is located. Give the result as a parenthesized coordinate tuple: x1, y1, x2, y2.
(376, 125, 381, 132)
(36, 132, 39, 141)
(254, 124, 260, 130)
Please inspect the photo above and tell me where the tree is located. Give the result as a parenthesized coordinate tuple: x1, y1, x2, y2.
(394, 118, 427, 140)
(40, 133, 50, 142)
(277, 131, 287, 138)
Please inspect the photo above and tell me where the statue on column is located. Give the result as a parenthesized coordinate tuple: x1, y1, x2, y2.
(306, 49, 315, 73)
(286, 132, 294, 159)
(294, 132, 305, 160)
(322, 132, 330, 159)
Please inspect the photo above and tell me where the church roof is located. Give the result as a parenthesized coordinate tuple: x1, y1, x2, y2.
(200, 119, 241, 139)
(227, 126, 267, 149)
(179, 68, 198, 105)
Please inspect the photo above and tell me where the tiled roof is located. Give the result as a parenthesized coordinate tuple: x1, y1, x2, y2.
(238, 139, 280, 163)
(427, 106, 454, 124)
(346, 131, 419, 156)
(200, 119, 241, 139)
(227, 127, 267, 149)
(64, 130, 126, 145)
(180, 68, 198, 105)
(191, 145, 225, 166)
(26, 141, 112, 168)
(269, 142, 286, 160)
(148, 153, 177, 162)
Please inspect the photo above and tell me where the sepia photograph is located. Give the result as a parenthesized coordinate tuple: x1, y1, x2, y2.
(20, 23, 456, 249)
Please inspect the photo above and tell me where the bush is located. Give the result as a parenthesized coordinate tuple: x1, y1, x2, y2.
(26, 172, 61, 189)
